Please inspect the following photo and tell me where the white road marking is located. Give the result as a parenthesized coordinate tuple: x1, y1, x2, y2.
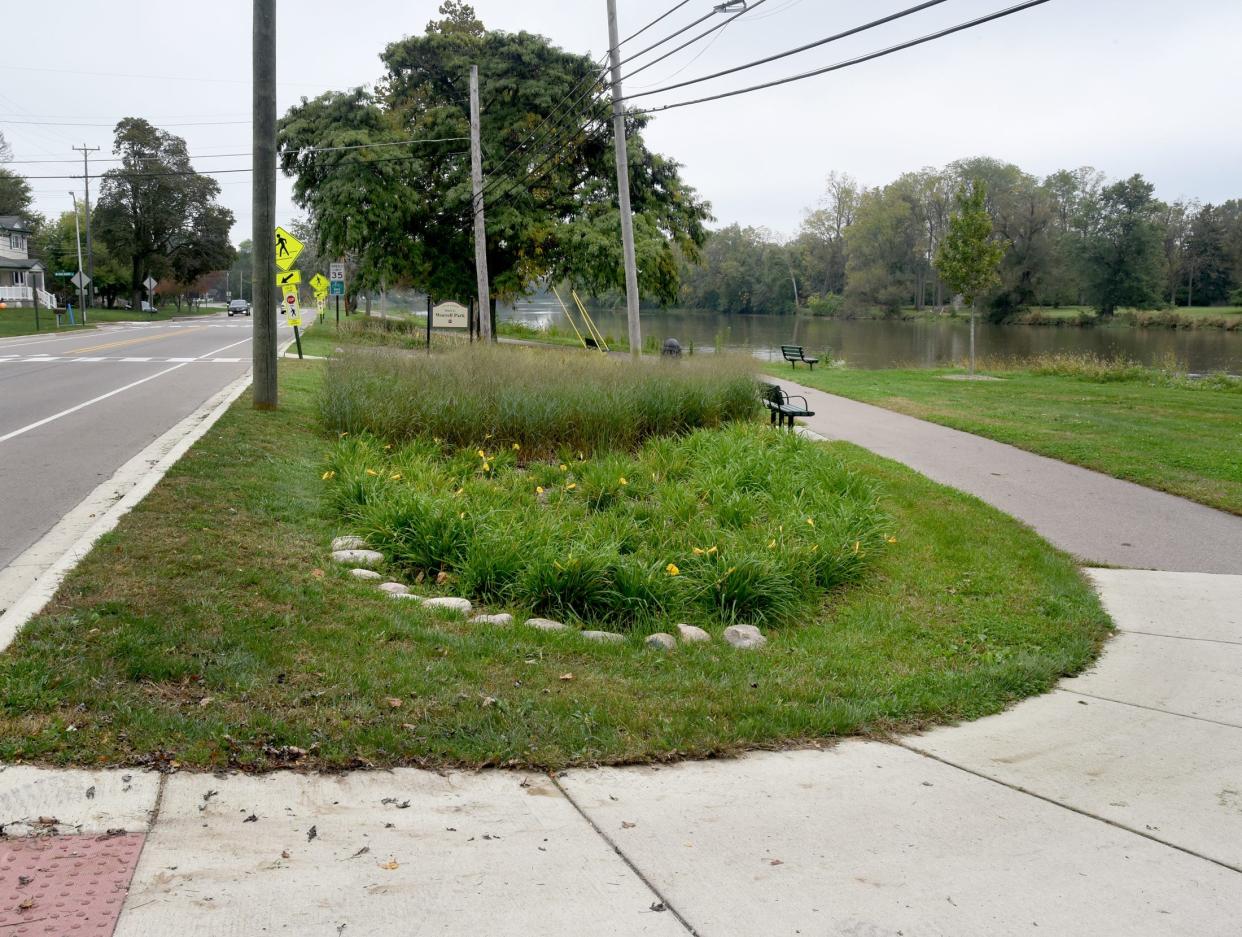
(120, 357, 152, 362)
(0, 336, 252, 445)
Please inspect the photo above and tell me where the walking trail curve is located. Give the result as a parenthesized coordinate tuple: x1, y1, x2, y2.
(1, 379, 1240, 935)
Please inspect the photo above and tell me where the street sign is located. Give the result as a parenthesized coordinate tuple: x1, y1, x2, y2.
(54, 270, 74, 278)
(432, 301, 468, 329)
(276, 269, 302, 286)
(71, 271, 92, 289)
(310, 273, 329, 293)
(328, 262, 345, 282)
(143, 275, 157, 292)
(283, 290, 301, 326)
(274, 226, 304, 271)
(329, 280, 344, 296)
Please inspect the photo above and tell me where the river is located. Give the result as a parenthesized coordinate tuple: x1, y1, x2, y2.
(501, 302, 1242, 373)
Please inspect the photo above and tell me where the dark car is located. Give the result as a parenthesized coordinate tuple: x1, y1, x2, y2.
(228, 299, 251, 317)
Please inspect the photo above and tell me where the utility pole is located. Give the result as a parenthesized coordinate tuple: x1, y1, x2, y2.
(469, 65, 493, 342)
(73, 145, 100, 308)
(253, 0, 277, 409)
(606, 0, 642, 359)
(69, 192, 86, 316)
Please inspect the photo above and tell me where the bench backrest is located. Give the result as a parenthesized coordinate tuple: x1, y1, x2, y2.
(761, 383, 787, 404)
(780, 345, 804, 357)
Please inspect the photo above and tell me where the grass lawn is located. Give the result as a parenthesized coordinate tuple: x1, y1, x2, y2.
(773, 362, 1242, 515)
(0, 305, 216, 339)
(0, 359, 1109, 771)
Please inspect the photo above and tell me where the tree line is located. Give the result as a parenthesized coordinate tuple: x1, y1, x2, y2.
(0, 121, 234, 309)
(677, 158, 1242, 319)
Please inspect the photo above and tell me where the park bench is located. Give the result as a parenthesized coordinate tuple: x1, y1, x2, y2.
(780, 345, 818, 370)
(761, 383, 815, 430)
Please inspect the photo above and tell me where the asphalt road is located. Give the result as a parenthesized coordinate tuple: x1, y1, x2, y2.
(0, 312, 291, 575)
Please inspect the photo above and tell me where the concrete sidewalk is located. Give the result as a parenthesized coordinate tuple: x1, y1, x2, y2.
(2, 569, 1239, 935)
(777, 376, 1242, 574)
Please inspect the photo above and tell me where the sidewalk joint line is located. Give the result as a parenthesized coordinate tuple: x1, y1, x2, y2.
(893, 740, 1242, 876)
(1119, 628, 1242, 647)
(1054, 688, 1242, 731)
(550, 773, 702, 936)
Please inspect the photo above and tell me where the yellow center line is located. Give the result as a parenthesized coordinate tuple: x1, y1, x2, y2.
(67, 326, 208, 356)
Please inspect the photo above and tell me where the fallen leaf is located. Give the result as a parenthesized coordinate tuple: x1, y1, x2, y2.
(770, 858, 784, 866)
(435, 571, 450, 585)
(18, 897, 35, 911)
(621, 821, 636, 829)
(312, 568, 325, 579)
(199, 697, 213, 707)
(378, 857, 400, 870)
(244, 814, 258, 823)
(307, 825, 318, 842)
(281, 850, 290, 859)
(384, 697, 404, 709)
(559, 673, 574, 682)
(481, 696, 497, 707)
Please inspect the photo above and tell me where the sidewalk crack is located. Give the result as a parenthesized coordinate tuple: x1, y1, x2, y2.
(550, 773, 701, 935)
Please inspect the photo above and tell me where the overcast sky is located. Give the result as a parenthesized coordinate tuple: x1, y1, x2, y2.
(4, 0, 1240, 245)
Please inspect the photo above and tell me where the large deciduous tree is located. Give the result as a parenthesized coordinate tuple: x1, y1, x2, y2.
(94, 118, 235, 309)
(1081, 174, 1165, 316)
(276, 2, 709, 308)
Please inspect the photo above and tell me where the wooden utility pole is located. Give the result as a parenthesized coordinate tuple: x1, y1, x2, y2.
(73, 145, 100, 308)
(469, 65, 493, 342)
(252, 0, 278, 409)
(606, 0, 642, 359)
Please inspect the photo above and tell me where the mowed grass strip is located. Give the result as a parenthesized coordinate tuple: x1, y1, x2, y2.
(774, 358, 1242, 515)
(0, 362, 1109, 771)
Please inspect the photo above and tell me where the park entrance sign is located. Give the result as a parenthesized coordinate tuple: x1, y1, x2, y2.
(432, 301, 468, 329)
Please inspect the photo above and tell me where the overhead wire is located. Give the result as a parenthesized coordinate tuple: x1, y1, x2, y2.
(624, 0, 954, 100)
(631, 0, 1054, 114)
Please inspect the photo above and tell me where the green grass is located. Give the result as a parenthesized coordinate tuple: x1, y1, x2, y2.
(773, 356, 1242, 515)
(320, 344, 760, 455)
(0, 305, 214, 338)
(0, 360, 1110, 771)
(327, 425, 885, 630)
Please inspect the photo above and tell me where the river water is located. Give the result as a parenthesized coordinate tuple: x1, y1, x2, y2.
(500, 302, 1242, 373)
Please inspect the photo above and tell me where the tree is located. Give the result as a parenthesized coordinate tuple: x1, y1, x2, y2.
(277, 2, 709, 311)
(677, 225, 797, 314)
(798, 171, 863, 299)
(935, 181, 1007, 374)
(844, 185, 922, 314)
(0, 131, 34, 218)
(94, 118, 236, 309)
(1081, 174, 1165, 316)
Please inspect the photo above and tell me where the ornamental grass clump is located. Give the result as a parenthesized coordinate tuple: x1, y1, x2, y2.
(323, 424, 888, 630)
(318, 345, 760, 456)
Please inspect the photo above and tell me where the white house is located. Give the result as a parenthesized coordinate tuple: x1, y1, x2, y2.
(0, 215, 56, 309)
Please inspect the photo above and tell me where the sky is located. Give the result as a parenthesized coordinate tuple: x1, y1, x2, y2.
(3, 0, 1240, 246)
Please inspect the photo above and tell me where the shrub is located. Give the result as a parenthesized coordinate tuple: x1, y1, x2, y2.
(319, 344, 761, 457)
(323, 424, 888, 629)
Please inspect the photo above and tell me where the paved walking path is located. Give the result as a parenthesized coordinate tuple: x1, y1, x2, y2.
(3, 388, 1241, 934)
(779, 376, 1242, 574)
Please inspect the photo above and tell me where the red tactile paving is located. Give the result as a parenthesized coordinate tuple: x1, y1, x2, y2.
(0, 833, 145, 935)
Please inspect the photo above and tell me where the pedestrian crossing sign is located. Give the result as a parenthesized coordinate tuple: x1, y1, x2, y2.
(310, 273, 329, 293)
(274, 226, 303, 272)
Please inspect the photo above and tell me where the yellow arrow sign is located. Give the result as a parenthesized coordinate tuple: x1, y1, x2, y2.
(276, 269, 302, 286)
(274, 226, 303, 272)
(309, 273, 329, 292)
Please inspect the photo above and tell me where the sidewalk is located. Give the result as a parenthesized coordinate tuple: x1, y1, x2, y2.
(3, 392, 1241, 935)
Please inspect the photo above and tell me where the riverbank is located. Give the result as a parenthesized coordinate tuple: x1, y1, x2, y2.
(772, 357, 1242, 516)
(0, 347, 1107, 771)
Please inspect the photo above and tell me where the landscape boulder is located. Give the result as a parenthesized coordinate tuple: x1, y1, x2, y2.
(645, 632, 677, 651)
(332, 535, 368, 551)
(723, 624, 767, 650)
(470, 613, 514, 626)
(378, 582, 410, 595)
(423, 597, 472, 616)
(348, 568, 382, 581)
(525, 617, 569, 632)
(676, 623, 711, 643)
(331, 549, 384, 568)
(582, 630, 626, 644)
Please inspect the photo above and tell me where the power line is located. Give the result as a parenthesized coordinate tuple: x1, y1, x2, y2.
(632, 0, 1054, 114)
(620, 0, 769, 83)
(618, 0, 695, 46)
(4, 137, 471, 166)
(624, 0, 954, 100)
(16, 150, 469, 181)
(1, 118, 250, 127)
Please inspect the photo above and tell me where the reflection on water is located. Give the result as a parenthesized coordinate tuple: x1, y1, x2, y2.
(500, 302, 1242, 373)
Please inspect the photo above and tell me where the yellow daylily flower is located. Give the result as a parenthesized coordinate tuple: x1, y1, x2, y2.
(707, 545, 718, 555)
(482, 462, 491, 472)
(692, 547, 705, 556)
(390, 473, 402, 481)
(566, 482, 577, 490)
(321, 470, 336, 480)
(512, 443, 521, 451)
(383, 443, 392, 450)
(559, 464, 568, 472)
(886, 536, 898, 544)
(535, 486, 545, 495)
(806, 517, 815, 527)
(811, 544, 820, 552)
(338, 432, 349, 438)
(618, 477, 628, 486)
(768, 539, 777, 549)
(365, 469, 379, 477)
(459, 512, 466, 519)
(477, 449, 486, 459)
(666, 563, 680, 577)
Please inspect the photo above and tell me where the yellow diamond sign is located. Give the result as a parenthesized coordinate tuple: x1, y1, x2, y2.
(274, 226, 303, 272)
(309, 273, 329, 293)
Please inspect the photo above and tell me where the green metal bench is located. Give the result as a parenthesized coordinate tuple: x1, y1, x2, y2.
(761, 383, 814, 430)
(780, 345, 819, 369)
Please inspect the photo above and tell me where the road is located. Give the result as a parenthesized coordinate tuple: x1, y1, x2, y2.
(0, 312, 293, 596)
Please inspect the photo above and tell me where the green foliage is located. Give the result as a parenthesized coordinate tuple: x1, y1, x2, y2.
(676, 224, 799, 314)
(94, 118, 235, 305)
(1082, 175, 1166, 315)
(318, 344, 760, 455)
(277, 3, 709, 304)
(325, 424, 888, 628)
(935, 181, 1008, 307)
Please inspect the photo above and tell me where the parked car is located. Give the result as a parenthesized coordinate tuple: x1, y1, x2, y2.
(228, 299, 251, 317)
